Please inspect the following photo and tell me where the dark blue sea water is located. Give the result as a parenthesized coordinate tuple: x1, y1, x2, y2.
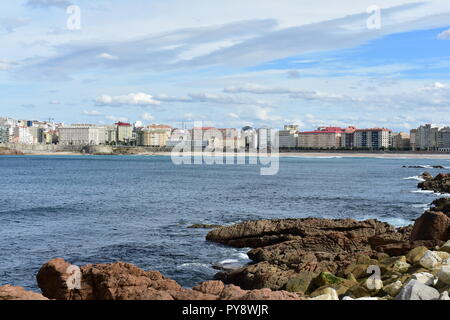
(0, 155, 449, 291)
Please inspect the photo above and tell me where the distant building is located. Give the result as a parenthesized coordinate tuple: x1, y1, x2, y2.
(278, 125, 299, 149)
(12, 127, 35, 144)
(0, 125, 10, 143)
(257, 127, 277, 150)
(353, 128, 392, 149)
(115, 122, 133, 143)
(340, 126, 357, 148)
(137, 127, 171, 147)
(58, 125, 106, 145)
(438, 127, 450, 152)
(392, 132, 411, 150)
(298, 127, 344, 149)
(415, 124, 439, 151)
(410, 129, 417, 151)
(241, 126, 258, 150)
(105, 125, 117, 144)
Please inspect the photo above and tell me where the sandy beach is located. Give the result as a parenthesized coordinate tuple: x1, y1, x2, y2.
(17, 150, 450, 160)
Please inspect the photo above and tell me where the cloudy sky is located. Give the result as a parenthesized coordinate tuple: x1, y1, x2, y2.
(1, 0, 450, 131)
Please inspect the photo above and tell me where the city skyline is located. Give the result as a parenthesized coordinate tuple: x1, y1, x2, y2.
(1, 1, 450, 131)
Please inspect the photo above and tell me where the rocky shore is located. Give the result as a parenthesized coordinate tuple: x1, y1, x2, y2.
(2, 194, 450, 301)
(419, 172, 450, 194)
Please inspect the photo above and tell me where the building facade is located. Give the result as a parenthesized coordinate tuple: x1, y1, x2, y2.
(392, 132, 411, 150)
(278, 125, 299, 149)
(353, 128, 392, 149)
(438, 127, 450, 152)
(415, 124, 439, 151)
(115, 122, 133, 143)
(59, 125, 106, 145)
(298, 127, 343, 149)
(0, 125, 10, 143)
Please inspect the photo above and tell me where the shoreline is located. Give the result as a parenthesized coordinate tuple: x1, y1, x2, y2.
(8, 151, 450, 160)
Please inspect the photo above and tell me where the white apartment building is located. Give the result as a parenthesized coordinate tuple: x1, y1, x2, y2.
(438, 127, 450, 152)
(257, 127, 278, 150)
(278, 125, 299, 148)
(353, 128, 392, 149)
(415, 124, 440, 151)
(59, 125, 106, 145)
(12, 127, 35, 144)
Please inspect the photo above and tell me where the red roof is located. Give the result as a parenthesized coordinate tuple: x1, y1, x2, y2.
(116, 122, 132, 127)
(355, 128, 392, 132)
(299, 127, 345, 134)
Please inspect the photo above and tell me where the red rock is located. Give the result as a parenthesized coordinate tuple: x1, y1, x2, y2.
(0, 285, 48, 300)
(410, 210, 450, 242)
(193, 280, 224, 296)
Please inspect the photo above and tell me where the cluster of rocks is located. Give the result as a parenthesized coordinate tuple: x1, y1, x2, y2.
(0, 258, 303, 301)
(419, 172, 450, 194)
(203, 199, 450, 300)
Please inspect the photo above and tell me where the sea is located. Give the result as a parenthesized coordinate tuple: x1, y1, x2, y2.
(0, 155, 449, 290)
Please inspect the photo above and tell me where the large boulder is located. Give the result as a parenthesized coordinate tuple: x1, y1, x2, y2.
(0, 285, 48, 300)
(395, 279, 440, 300)
(410, 210, 450, 242)
(206, 218, 397, 248)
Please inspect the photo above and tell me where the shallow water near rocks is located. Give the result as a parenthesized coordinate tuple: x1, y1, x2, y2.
(0, 155, 448, 290)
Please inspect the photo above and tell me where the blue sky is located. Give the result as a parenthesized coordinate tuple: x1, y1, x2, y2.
(1, 0, 450, 131)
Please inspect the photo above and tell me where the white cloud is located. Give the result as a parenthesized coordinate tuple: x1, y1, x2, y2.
(49, 100, 60, 105)
(97, 53, 119, 60)
(437, 28, 450, 40)
(225, 83, 349, 102)
(95, 93, 161, 106)
(26, 0, 72, 9)
(142, 112, 155, 120)
(83, 110, 102, 116)
(105, 115, 129, 122)
(0, 59, 18, 70)
(228, 112, 240, 119)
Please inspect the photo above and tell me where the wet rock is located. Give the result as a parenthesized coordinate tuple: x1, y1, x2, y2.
(395, 279, 440, 300)
(418, 173, 450, 194)
(0, 285, 48, 300)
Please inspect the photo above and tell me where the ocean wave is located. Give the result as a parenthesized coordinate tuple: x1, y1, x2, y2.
(403, 176, 425, 182)
(177, 263, 211, 270)
(411, 203, 431, 209)
(411, 190, 435, 194)
(218, 259, 239, 264)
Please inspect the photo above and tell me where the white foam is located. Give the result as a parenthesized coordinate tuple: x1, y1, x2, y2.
(404, 176, 425, 182)
(411, 203, 431, 209)
(411, 190, 435, 194)
(178, 263, 211, 269)
(219, 259, 239, 264)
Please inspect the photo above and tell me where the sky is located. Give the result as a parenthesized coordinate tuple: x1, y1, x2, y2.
(1, 0, 450, 131)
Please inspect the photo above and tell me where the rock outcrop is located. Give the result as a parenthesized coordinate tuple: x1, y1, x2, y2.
(418, 172, 450, 193)
(35, 258, 303, 301)
(0, 285, 48, 300)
